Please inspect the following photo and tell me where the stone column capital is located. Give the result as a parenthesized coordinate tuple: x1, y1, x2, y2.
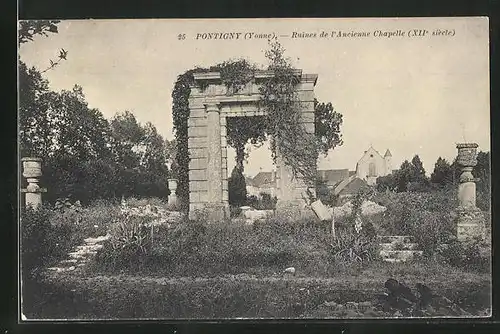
(204, 103, 221, 113)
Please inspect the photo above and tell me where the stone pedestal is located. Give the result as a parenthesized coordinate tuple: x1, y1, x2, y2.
(456, 207, 485, 241)
(167, 178, 178, 207)
(455, 143, 485, 241)
(21, 157, 47, 210)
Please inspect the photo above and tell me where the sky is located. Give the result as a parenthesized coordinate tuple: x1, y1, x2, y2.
(19, 17, 490, 177)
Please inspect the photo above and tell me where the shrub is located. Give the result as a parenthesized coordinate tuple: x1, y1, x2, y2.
(405, 210, 456, 257)
(21, 206, 75, 280)
(436, 239, 491, 273)
(371, 189, 458, 247)
(246, 193, 277, 210)
(330, 190, 379, 264)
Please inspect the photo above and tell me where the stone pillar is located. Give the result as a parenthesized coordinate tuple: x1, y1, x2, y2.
(167, 178, 178, 207)
(455, 143, 484, 241)
(204, 103, 227, 221)
(21, 157, 47, 210)
(275, 144, 316, 220)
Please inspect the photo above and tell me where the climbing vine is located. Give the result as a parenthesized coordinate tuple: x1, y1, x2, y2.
(259, 38, 319, 185)
(172, 39, 343, 204)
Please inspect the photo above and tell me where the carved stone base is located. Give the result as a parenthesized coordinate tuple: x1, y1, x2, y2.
(275, 199, 316, 221)
(189, 202, 229, 222)
(456, 207, 485, 241)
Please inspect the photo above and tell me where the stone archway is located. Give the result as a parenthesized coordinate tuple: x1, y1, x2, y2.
(187, 70, 318, 220)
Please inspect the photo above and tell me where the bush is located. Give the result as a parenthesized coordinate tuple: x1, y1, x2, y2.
(246, 193, 277, 210)
(371, 189, 458, 240)
(21, 206, 76, 280)
(436, 240, 490, 273)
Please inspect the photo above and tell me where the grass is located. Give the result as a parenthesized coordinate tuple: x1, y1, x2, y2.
(20, 193, 492, 319)
(23, 260, 491, 319)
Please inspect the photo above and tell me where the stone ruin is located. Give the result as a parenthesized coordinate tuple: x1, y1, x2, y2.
(186, 69, 318, 221)
(455, 143, 486, 241)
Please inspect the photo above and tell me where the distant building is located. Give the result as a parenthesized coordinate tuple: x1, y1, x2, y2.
(355, 146, 392, 185)
(245, 146, 393, 201)
(326, 146, 393, 200)
(246, 170, 276, 197)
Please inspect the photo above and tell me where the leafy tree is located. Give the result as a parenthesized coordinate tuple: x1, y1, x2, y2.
(430, 157, 453, 187)
(49, 86, 113, 161)
(19, 20, 60, 44)
(141, 122, 167, 174)
(410, 155, 426, 182)
(474, 151, 491, 211)
(19, 20, 68, 73)
(109, 111, 145, 168)
(376, 174, 398, 192)
(314, 99, 343, 156)
(228, 166, 247, 207)
(19, 61, 52, 158)
(395, 160, 412, 192)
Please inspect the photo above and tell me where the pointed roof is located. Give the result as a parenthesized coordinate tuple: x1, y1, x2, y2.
(384, 149, 392, 157)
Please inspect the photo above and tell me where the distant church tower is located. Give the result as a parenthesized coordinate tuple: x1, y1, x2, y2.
(384, 149, 392, 175)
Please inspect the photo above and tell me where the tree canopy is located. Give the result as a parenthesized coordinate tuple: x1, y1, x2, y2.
(19, 21, 174, 204)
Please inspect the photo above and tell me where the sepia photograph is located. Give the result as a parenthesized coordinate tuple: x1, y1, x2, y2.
(18, 17, 491, 320)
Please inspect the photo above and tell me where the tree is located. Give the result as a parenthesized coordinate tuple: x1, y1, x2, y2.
(410, 155, 426, 182)
(228, 166, 247, 207)
(314, 99, 343, 156)
(19, 20, 68, 73)
(19, 20, 60, 44)
(395, 160, 412, 192)
(19, 61, 52, 158)
(109, 111, 145, 168)
(430, 157, 453, 187)
(474, 151, 490, 211)
(376, 174, 398, 192)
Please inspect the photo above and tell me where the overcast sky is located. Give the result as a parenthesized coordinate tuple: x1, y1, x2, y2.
(19, 17, 490, 177)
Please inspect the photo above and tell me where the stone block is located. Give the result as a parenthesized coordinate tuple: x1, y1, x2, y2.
(221, 136, 227, 148)
(222, 168, 228, 179)
(300, 101, 315, 112)
(189, 181, 208, 192)
(205, 203, 229, 222)
(189, 158, 208, 170)
(222, 191, 228, 201)
(188, 126, 207, 138)
(188, 118, 207, 127)
(190, 191, 208, 203)
(222, 180, 228, 190)
(189, 170, 207, 181)
(298, 90, 315, 102)
(221, 157, 227, 168)
(220, 116, 227, 126)
(300, 112, 315, 123)
(221, 126, 227, 137)
(189, 148, 207, 158)
(189, 108, 206, 118)
(188, 137, 208, 148)
(458, 182, 477, 209)
(456, 208, 485, 241)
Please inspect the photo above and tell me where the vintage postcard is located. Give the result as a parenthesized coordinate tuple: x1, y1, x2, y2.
(18, 17, 491, 320)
